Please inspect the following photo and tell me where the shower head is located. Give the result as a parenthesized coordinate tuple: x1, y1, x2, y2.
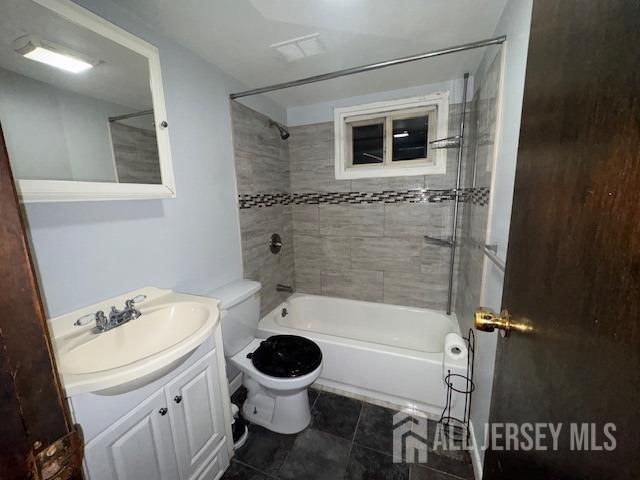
(269, 120, 290, 140)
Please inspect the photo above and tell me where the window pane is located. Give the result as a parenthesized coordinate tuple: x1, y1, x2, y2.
(392, 116, 429, 161)
(352, 123, 384, 164)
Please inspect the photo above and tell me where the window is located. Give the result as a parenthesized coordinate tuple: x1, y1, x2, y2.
(334, 92, 449, 179)
(352, 119, 384, 164)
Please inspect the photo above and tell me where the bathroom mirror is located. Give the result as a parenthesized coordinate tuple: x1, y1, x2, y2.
(0, 0, 175, 202)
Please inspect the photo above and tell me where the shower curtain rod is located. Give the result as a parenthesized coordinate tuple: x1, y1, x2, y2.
(230, 35, 506, 99)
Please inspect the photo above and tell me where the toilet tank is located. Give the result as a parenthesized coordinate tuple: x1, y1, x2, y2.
(209, 280, 261, 357)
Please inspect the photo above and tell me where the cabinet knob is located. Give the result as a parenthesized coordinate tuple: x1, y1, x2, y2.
(160, 121, 168, 128)
(159, 407, 168, 416)
(174, 395, 182, 404)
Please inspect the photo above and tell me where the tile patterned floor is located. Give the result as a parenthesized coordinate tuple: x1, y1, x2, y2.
(223, 387, 474, 480)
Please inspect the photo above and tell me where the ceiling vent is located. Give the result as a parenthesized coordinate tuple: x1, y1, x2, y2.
(271, 33, 325, 62)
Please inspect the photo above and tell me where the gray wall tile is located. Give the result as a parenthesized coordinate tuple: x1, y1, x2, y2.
(384, 203, 448, 237)
(111, 122, 161, 184)
(420, 239, 451, 274)
(321, 269, 383, 302)
(383, 271, 448, 310)
(322, 236, 351, 270)
(351, 237, 422, 273)
(350, 176, 425, 192)
(285, 113, 462, 309)
(232, 102, 294, 315)
(289, 122, 350, 193)
(295, 267, 321, 295)
(232, 101, 290, 194)
(235, 102, 470, 312)
(293, 234, 323, 269)
(319, 204, 384, 237)
(454, 54, 501, 331)
(292, 204, 319, 234)
(239, 204, 295, 316)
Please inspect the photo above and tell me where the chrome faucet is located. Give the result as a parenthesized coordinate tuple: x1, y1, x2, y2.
(276, 284, 294, 293)
(74, 295, 146, 334)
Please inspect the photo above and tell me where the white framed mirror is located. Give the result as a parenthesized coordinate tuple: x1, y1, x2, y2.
(0, 0, 175, 202)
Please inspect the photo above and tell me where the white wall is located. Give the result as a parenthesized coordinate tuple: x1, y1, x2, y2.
(286, 78, 473, 126)
(0, 67, 135, 182)
(470, 0, 533, 476)
(21, 0, 285, 317)
(0, 68, 74, 181)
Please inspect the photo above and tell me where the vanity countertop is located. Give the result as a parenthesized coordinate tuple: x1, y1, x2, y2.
(47, 287, 220, 396)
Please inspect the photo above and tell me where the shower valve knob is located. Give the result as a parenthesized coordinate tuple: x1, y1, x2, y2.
(269, 233, 282, 254)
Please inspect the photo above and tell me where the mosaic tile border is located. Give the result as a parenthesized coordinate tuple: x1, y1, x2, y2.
(238, 187, 489, 209)
(465, 187, 490, 206)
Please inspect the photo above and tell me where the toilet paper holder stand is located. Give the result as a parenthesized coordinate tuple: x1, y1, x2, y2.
(439, 328, 475, 443)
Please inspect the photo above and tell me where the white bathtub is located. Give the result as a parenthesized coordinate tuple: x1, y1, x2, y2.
(258, 293, 468, 417)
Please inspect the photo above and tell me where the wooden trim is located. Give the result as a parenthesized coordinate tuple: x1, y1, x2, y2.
(0, 338, 30, 480)
(0, 124, 82, 477)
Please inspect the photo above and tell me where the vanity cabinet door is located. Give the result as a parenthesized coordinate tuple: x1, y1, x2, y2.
(166, 350, 227, 480)
(83, 388, 179, 480)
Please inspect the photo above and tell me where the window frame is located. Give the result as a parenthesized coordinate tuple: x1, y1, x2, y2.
(347, 116, 386, 166)
(334, 92, 449, 179)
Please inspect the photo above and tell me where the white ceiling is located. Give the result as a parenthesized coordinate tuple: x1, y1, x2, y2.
(0, 0, 152, 110)
(111, 0, 507, 107)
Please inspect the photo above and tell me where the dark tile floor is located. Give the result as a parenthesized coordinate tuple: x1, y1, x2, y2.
(224, 387, 474, 480)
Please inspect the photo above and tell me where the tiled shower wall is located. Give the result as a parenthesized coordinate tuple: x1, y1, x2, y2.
(110, 122, 161, 184)
(455, 50, 502, 332)
(232, 99, 482, 312)
(231, 101, 294, 316)
(288, 116, 463, 310)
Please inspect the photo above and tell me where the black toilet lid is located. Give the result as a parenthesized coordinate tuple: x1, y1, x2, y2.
(248, 335, 322, 378)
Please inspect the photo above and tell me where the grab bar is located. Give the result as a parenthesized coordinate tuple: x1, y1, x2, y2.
(480, 243, 505, 272)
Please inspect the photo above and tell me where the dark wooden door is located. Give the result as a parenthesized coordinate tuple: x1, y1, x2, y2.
(0, 125, 83, 478)
(483, 1, 640, 479)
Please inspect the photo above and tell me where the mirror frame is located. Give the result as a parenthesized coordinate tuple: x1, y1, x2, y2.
(15, 0, 176, 203)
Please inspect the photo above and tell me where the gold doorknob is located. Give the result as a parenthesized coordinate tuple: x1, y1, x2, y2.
(474, 308, 532, 337)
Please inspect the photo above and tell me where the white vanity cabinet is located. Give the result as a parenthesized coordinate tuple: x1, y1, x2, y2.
(166, 351, 227, 480)
(72, 338, 232, 480)
(83, 388, 180, 480)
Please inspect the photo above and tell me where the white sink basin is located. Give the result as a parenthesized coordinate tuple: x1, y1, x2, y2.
(61, 302, 209, 375)
(48, 288, 220, 396)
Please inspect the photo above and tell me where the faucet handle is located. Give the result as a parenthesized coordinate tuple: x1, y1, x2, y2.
(90, 311, 109, 333)
(125, 294, 146, 309)
(95, 311, 107, 326)
(74, 313, 95, 326)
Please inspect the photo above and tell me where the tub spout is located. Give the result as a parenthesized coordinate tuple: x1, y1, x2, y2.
(277, 284, 294, 293)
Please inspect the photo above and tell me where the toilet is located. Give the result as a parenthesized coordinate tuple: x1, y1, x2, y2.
(210, 280, 322, 434)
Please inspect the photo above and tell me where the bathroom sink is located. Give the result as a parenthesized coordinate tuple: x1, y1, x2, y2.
(60, 303, 209, 375)
(48, 288, 220, 395)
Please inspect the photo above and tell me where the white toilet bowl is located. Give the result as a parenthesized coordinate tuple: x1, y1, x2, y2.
(230, 339, 322, 434)
(209, 280, 322, 435)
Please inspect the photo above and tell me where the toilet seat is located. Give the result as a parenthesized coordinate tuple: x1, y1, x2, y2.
(249, 335, 322, 378)
(230, 338, 322, 391)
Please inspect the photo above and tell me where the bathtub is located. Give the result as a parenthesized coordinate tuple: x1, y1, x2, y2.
(258, 293, 468, 418)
